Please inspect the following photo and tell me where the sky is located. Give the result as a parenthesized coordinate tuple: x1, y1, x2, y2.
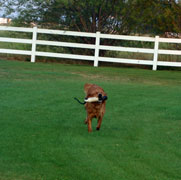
(0, 10, 5, 17)
(0, 8, 18, 18)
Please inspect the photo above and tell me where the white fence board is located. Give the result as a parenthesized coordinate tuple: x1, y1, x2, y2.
(35, 51, 94, 61)
(153, 36, 159, 70)
(94, 32, 100, 66)
(99, 45, 154, 54)
(157, 61, 181, 67)
(99, 57, 153, 65)
(0, 26, 180, 70)
(37, 28, 96, 37)
(0, 48, 32, 55)
(158, 49, 181, 55)
(36, 40, 95, 49)
(159, 38, 181, 43)
(31, 26, 37, 63)
(100, 33, 155, 42)
(0, 26, 33, 32)
(0, 37, 32, 44)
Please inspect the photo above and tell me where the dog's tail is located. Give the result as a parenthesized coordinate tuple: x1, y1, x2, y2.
(74, 97, 86, 105)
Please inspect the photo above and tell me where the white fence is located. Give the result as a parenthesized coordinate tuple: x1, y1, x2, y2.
(0, 26, 181, 70)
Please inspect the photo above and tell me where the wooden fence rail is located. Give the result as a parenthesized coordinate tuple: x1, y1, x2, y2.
(0, 26, 181, 70)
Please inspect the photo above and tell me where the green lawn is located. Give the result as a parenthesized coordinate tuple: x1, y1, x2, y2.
(0, 59, 181, 180)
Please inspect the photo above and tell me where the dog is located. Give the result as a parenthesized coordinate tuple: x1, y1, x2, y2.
(75, 83, 107, 132)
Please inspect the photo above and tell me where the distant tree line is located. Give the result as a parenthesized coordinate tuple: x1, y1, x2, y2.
(1, 0, 180, 35)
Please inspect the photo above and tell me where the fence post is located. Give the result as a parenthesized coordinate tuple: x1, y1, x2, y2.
(94, 31, 100, 67)
(31, 26, 37, 63)
(153, 36, 159, 71)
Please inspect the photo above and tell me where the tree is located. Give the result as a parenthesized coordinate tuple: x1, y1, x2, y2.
(1, 0, 129, 33)
(2, 0, 180, 35)
(126, 0, 181, 35)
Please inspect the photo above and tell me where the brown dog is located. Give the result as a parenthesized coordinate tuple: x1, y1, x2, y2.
(84, 83, 107, 132)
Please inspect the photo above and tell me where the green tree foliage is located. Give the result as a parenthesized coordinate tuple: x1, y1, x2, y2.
(127, 0, 181, 35)
(1, 0, 129, 34)
(1, 0, 180, 35)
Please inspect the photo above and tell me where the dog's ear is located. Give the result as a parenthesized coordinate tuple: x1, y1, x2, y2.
(84, 83, 93, 94)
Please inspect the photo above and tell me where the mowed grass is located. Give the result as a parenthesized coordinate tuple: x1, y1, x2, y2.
(0, 59, 181, 180)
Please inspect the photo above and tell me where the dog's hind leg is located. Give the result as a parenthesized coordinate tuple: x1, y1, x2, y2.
(84, 117, 88, 124)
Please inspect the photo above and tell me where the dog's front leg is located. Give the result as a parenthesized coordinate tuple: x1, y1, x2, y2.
(96, 115, 103, 131)
(87, 117, 92, 132)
